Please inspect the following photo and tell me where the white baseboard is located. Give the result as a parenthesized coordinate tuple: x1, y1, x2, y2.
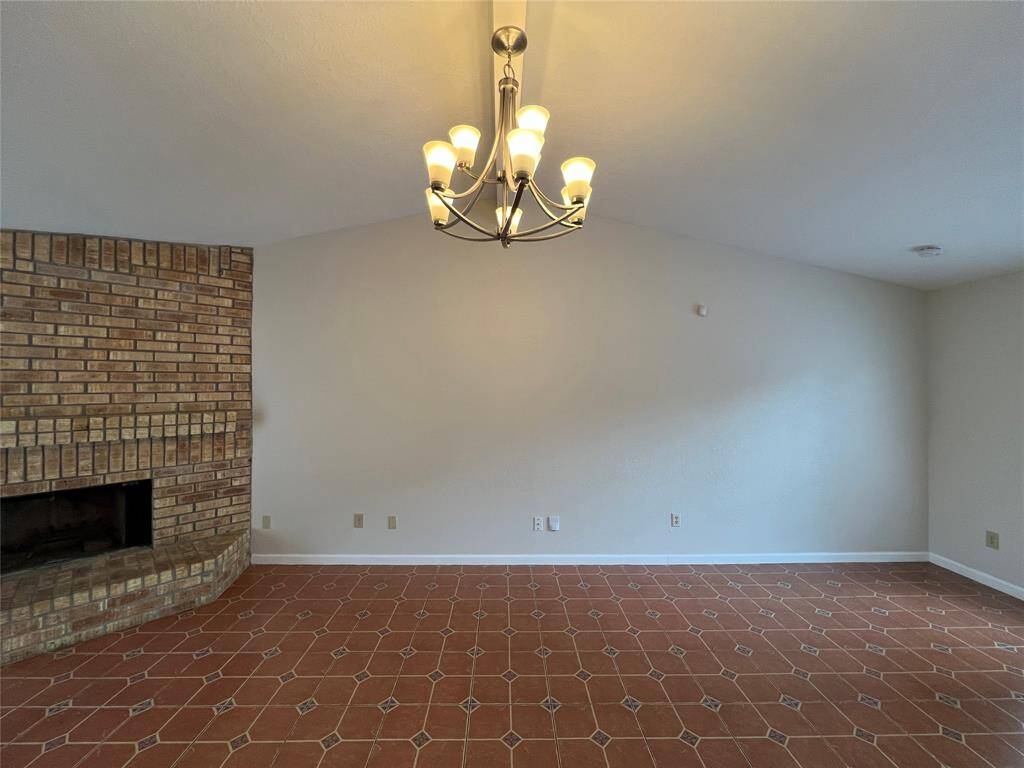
(928, 553, 1024, 600)
(251, 551, 929, 566)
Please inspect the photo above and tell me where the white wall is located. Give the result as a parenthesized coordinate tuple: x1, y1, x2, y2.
(927, 272, 1023, 591)
(252, 215, 928, 560)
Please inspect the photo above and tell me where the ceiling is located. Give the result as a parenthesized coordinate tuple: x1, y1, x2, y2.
(2, 1, 1021, 289)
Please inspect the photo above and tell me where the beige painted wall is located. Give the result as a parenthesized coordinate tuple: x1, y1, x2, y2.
(252, 215, 928, 560)
(927, 272, 1023, 589)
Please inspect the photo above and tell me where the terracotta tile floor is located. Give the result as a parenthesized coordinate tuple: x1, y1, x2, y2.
(1, 562, 1023, 768)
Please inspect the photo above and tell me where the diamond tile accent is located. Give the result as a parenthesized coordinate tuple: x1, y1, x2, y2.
(575, 669, 592, 682)
(378, 697, 399, 713)
(503, 627, 517, 636)
(46, 700, 70, 717)
(399, 646, 416, 658)
(721, 669, 737, 681)
(502, 730, 522, 749)
(377, 627, 392, 637)
(602, 646, 619, 657)
(735, 644, 753, 657)
(646, 609, 661, 619)
(588, 609, 603, 619)
(130, 698, 154, 716)
(467, 646, 484, 658)
(780, 695, 801, 710)
(428, 669, 445, 682)
(439, 627, 454, 636)
(531, 609, 544, 619)
(943, 725, 968, 745)
(590, 729, 611, 747)
(214, 698, 236, 715)
(621, 696, 641, 712)
(540, 696, 562, 712)
(411, 731, 431, 748)
(858, 693, 881, 709)
(535, 646, 552, 658)
(701, 696, 721, 712)
(679, 729, 700, 747)
(354, 670, 370, 683)
(321, 732, 341, 750)
(648, 669, 665, 681)
(262, 647, 281, 659)
(137, 734, 159, 752)
(767, 728, 788, 746)
(459, 696, 480, 713)
(669, 645, 686, 657)
(854, 727, 876, 745)
(43, 735, 67, 753)
(297, 609, 312, 619)
(473, 610, 487, 620)
(297, 698, 318, 715)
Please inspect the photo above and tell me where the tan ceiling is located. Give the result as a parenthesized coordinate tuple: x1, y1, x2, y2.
(2, 1, 1021, 289)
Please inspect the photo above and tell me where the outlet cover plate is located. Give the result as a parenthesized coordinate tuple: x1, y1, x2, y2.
(387, 515, 398, 530)
(353, 513, 364, 529)
(985, 530, 1000, 550)
(261, 515, 272, 530)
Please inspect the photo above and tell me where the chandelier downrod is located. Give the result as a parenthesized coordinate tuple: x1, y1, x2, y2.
(421, 27, 595, 248)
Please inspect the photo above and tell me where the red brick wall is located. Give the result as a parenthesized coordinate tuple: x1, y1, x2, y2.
(0, 230, 252, 544)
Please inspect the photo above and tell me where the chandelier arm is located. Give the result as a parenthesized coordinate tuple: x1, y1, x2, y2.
(446, 90, 507, 200)
(439, 179, 488, 231)
(508, 226, 583, 243)
(499, 180, 528, 238)
(529, 179, 579, 211)
(458, 167, 501, 184)
(437, 228, 499, 243)
(432, 188, 499, 237)
(525, 182, 579, 228)
(507, 205, 583, 238)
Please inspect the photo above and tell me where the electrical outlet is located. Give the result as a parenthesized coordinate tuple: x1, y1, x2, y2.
(387, 515, 398, 530)
(533, 516, 544, 532)
(670, 513, 681, 528)
(261, 515, 272, 530)
(985, 530, 1000, 550)
(353, 513, 364, 529)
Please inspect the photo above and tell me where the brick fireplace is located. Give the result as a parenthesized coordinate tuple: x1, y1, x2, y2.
(0, 230, 253, 663)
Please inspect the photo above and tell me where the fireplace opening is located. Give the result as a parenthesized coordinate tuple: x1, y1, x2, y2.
(1, 480, 152, 573)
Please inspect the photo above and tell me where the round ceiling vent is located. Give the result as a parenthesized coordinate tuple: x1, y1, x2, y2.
(910, 244, 943, 258)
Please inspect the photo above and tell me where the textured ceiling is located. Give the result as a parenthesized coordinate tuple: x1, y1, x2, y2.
(2, 1, 1021, 289)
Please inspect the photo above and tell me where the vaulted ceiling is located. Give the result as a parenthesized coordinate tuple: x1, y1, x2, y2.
(2, 1, 1021, 288)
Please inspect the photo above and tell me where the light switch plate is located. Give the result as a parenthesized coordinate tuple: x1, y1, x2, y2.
(387, 515, 398, 530)
(547, 516, 560, 531)
(670, 513, 681, 528)
(353, 513, 364, 529)
(261, 515, 272, 530)
(985, 530, 1000, 550)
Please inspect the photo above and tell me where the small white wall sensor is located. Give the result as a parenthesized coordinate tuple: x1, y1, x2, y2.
(547, 516, 560, 531)
(695, 303, 708, 317)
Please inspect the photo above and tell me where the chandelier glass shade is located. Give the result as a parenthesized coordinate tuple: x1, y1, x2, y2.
(421, 26, 596, 248)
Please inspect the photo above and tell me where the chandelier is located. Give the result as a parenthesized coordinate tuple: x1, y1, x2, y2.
(422, 26, 596, 248)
